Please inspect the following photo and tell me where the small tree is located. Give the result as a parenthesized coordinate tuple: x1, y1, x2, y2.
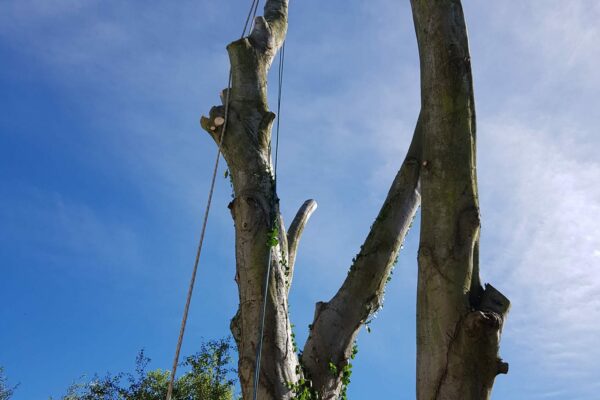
(61, 338, 236, 400)
(0, 367, 17, 400)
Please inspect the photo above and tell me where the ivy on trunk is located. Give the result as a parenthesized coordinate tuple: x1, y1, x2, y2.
(200, 1, 509, 398)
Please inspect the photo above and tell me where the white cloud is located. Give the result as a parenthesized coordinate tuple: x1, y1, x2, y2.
(2, 0, 599, 397)
(0, 0, 230, 101)
(468, 5, 600, 393)
(352, 2, 600, 396)
(478, 115, 600, 395)
(513, 2, 600, 88)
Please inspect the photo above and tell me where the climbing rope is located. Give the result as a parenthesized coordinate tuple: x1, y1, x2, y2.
(165, 72, 232, 400)
(164, 2, 267, 400)
(242, 0, 261, 37)
(252, 39, 286, 400)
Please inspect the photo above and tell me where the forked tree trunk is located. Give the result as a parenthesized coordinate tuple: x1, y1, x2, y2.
(199, 1, 509, 399)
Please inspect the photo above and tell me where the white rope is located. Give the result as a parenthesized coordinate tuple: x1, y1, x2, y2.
(164, 3, 263, 399)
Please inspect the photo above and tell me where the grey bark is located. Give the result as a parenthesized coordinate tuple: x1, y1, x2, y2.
(199, 1, 509, 399)
(411, 1, 510, 399)
(202, 1, 300, 399)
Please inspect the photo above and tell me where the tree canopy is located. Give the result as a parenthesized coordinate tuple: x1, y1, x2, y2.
(62, 339, 236, 400)
(0, 367, 17, 400)
(1, 338, 237, 400)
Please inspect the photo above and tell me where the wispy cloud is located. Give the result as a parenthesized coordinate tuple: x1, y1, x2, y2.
(469, 4, 600, 397)
(353, 1, 600, 397)
(0, 185, 141, 269)
(1, 0, 599, 398)
(479, 117, 600, 383)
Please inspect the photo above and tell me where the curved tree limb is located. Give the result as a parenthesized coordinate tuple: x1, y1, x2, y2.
(197, 1, 510, 398)
(301, 116, 423, 399)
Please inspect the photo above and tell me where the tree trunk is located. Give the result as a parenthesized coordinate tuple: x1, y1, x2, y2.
(201, 2, 301, 398)
(410, 1, 510, 399)
(199, 1, 509, 399)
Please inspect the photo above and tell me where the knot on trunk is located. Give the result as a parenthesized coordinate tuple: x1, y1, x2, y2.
(496, 358, 509, 375)
(479, 283, 511, 316)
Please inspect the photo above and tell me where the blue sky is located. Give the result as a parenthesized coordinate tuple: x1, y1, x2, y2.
(1, 1, 599, 399)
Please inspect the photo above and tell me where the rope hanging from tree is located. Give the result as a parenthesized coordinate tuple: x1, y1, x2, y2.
(252, 37, 286, 400)
(165, 1, 286, 399)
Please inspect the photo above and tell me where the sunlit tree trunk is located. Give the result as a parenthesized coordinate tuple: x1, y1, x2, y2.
(200, 1, 509, 398)
(411, 1, 510, 399)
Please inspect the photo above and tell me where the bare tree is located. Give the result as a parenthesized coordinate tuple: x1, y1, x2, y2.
(200, 1, 509, 399)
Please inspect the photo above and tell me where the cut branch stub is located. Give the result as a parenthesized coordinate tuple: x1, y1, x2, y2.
(287, 199, 317, 287)
(214, 116, 225, 127)
(479, 284, 511, 317)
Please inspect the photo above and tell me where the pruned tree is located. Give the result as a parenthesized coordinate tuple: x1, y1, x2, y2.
(199, 0, 510, 399)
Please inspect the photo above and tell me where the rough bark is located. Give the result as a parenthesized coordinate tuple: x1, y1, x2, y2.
(410, 1, 510, 399)
(201, 1, 302, 398)
(201, 0, 425, 396)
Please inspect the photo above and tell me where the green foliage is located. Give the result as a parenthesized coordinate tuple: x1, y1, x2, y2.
(285, 363, 317, 400)
(287, 344, 358, 400)
(385, 271, 393, 283)
(266, 225, 279, 248)
(325, 344, 359, 400)
(0, 367, 17, 400)
(284, 361, 318, 400)
(290, 324, 298, 353)
(327, 362, 337, 375)
(60, 338, 237, 400)
(285, 378, 315, 400)
(339, 344, 358, 400)
(385, 253, 400, 285)
(279, 245, 290, 286)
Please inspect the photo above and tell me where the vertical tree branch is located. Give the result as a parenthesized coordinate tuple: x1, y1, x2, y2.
(201, 1, 297, 399)
(410, 1, 509, 399)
